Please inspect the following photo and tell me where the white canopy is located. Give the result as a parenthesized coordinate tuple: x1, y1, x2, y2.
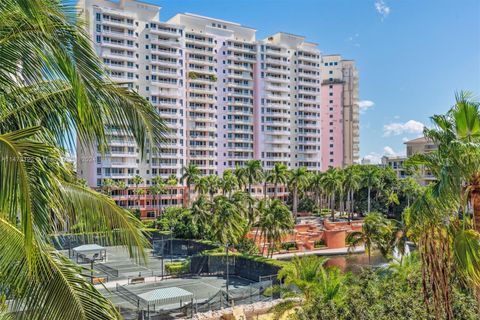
(137, 287, 194, 307)
(72, 244, 105, 253)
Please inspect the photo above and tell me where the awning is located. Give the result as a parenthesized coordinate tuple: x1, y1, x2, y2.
(72, 244, 105, 254)
(137, 287, 194, 307)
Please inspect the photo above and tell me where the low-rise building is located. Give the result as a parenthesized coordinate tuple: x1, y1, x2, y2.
(381, 136, 437, 185)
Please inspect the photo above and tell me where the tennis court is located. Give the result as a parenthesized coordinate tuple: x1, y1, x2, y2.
(99, 275, 253, 308)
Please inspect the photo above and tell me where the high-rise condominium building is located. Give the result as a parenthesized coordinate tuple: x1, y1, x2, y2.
(76, 0, 359, 217)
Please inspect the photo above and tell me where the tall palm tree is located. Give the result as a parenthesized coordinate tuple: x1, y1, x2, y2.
(361, 165, 380, 213)
(234, 165, 247, 190)
(288, 167, 308, 221)
(181, 163, 200, 206)
(220, 169, 238, 197)
(321, 168, 343, 221)
(205, 175, 220, 201)
(116, 180, 128, 207)
(347, 212, 388, 264)
(244, 160, 263, 193)
(309, 172, 325, 209)
(211, 195, 246, 246)
(258, 199, 294, 257)
(150, 176, 166, 217)
(244, 160, 263, 224)
(0, 0, 166, 318)
(405, 92, 480, 318)
(266, 163, 289, 199)
(132, 174, 144, 209)
(191, 195, 211, 234)
(194, 176, 209, 197)
(166, 174, 177, 206)
(343, 166, 361, 219)
(101, 178, 115, 196)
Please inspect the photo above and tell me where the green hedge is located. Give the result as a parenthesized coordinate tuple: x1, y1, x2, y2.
(165, 260, 190, 275)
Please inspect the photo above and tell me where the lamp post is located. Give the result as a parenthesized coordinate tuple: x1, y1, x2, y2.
(225, 243, 229, 300)
(170, 226, 174, 263)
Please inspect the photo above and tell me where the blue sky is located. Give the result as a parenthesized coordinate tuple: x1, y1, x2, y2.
(145, 0, 480, 162)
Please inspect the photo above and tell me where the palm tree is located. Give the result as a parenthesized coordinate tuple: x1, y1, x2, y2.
(321, 168, 343, 221)
(205, 175, 220, 201)
(150, 176, 166, 217)
(361, 165, 380, 213)
(244, 160, 263, 224)
(343, 166, 361, 219)
(166, 174, 178, 207)
(258, 199, 294, 257)
(266, 163, 289, 199)
(288, 167, 308, 221)
(234, 165, 247, 190)
(405, 92, 480, 318)
(399, 177, 420, 207)
(386, 189, 400, 217)
(116, 180, 128, 207)
(210, 195, 246, 246)
(191, 195, 211, 235)
(132, 174, 144, 208)
(101, 178, 115, 196)
(347, 212, 388, 264)
(181, 163, 200, 206)
(194, 176, 209, 197)
(0, 0, 166, 318)
(274, 256, 345, 318)
(309, 172, 325, 209)
(220, 169, 238, 197)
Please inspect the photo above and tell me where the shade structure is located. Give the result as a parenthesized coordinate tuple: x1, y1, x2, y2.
(72, 244, 105, 254)
(72, 244, 106, 262)
(137, 287, 194, 307)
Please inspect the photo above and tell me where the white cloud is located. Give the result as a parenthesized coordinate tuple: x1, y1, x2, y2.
(402, 137, 409, 142)
(383, 146, 397, 157)
(358, 100, 375, 113)
(375, 0, 391, 20)
(383, 120, 424, 137)
(362, 152, 382, 164)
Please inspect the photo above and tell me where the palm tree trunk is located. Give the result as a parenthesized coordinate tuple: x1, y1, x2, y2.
(472, 189, 480, 233)
(263, 181, 267, 199)
(351, 190, 355, 220)
(293, 188, 298, 222)
(367, 186, 371, 213)
(274, 182, 278, 199)
(331, 192, 335, 222)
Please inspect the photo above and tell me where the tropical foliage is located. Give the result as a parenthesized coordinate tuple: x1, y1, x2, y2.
(0, 0, 165, 318)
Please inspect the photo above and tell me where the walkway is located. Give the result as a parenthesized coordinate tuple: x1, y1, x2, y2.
(271, 245, 365, 260)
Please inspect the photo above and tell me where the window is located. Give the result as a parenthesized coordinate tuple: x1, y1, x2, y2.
(96, 13, 101, 21)
(96, 35, 101, 43)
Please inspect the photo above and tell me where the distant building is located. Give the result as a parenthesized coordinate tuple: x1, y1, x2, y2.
(76, 0, 360, 218)
(381, 136, 437, 185)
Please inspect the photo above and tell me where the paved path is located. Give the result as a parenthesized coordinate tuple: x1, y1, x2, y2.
(272, 246, 365, 260)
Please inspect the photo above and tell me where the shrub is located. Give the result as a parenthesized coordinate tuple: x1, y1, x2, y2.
(236, 238, 259, 255)
(142, 220, 156, 229)
(281, 242, 297, 251)
(165, 260, 190, 275)
(188, 71, 198, 79)
(314, 239, 326, 248)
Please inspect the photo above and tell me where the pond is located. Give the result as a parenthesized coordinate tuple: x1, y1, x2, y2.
(323, 251, 387, 273)
(278, 250, 388, 274)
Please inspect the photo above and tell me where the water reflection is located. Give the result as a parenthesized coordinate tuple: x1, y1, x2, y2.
(324, 251, 387, 273)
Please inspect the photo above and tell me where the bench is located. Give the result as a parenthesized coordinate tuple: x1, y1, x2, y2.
(92, 277, 107, 284)
(130, 277, 145, 284)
